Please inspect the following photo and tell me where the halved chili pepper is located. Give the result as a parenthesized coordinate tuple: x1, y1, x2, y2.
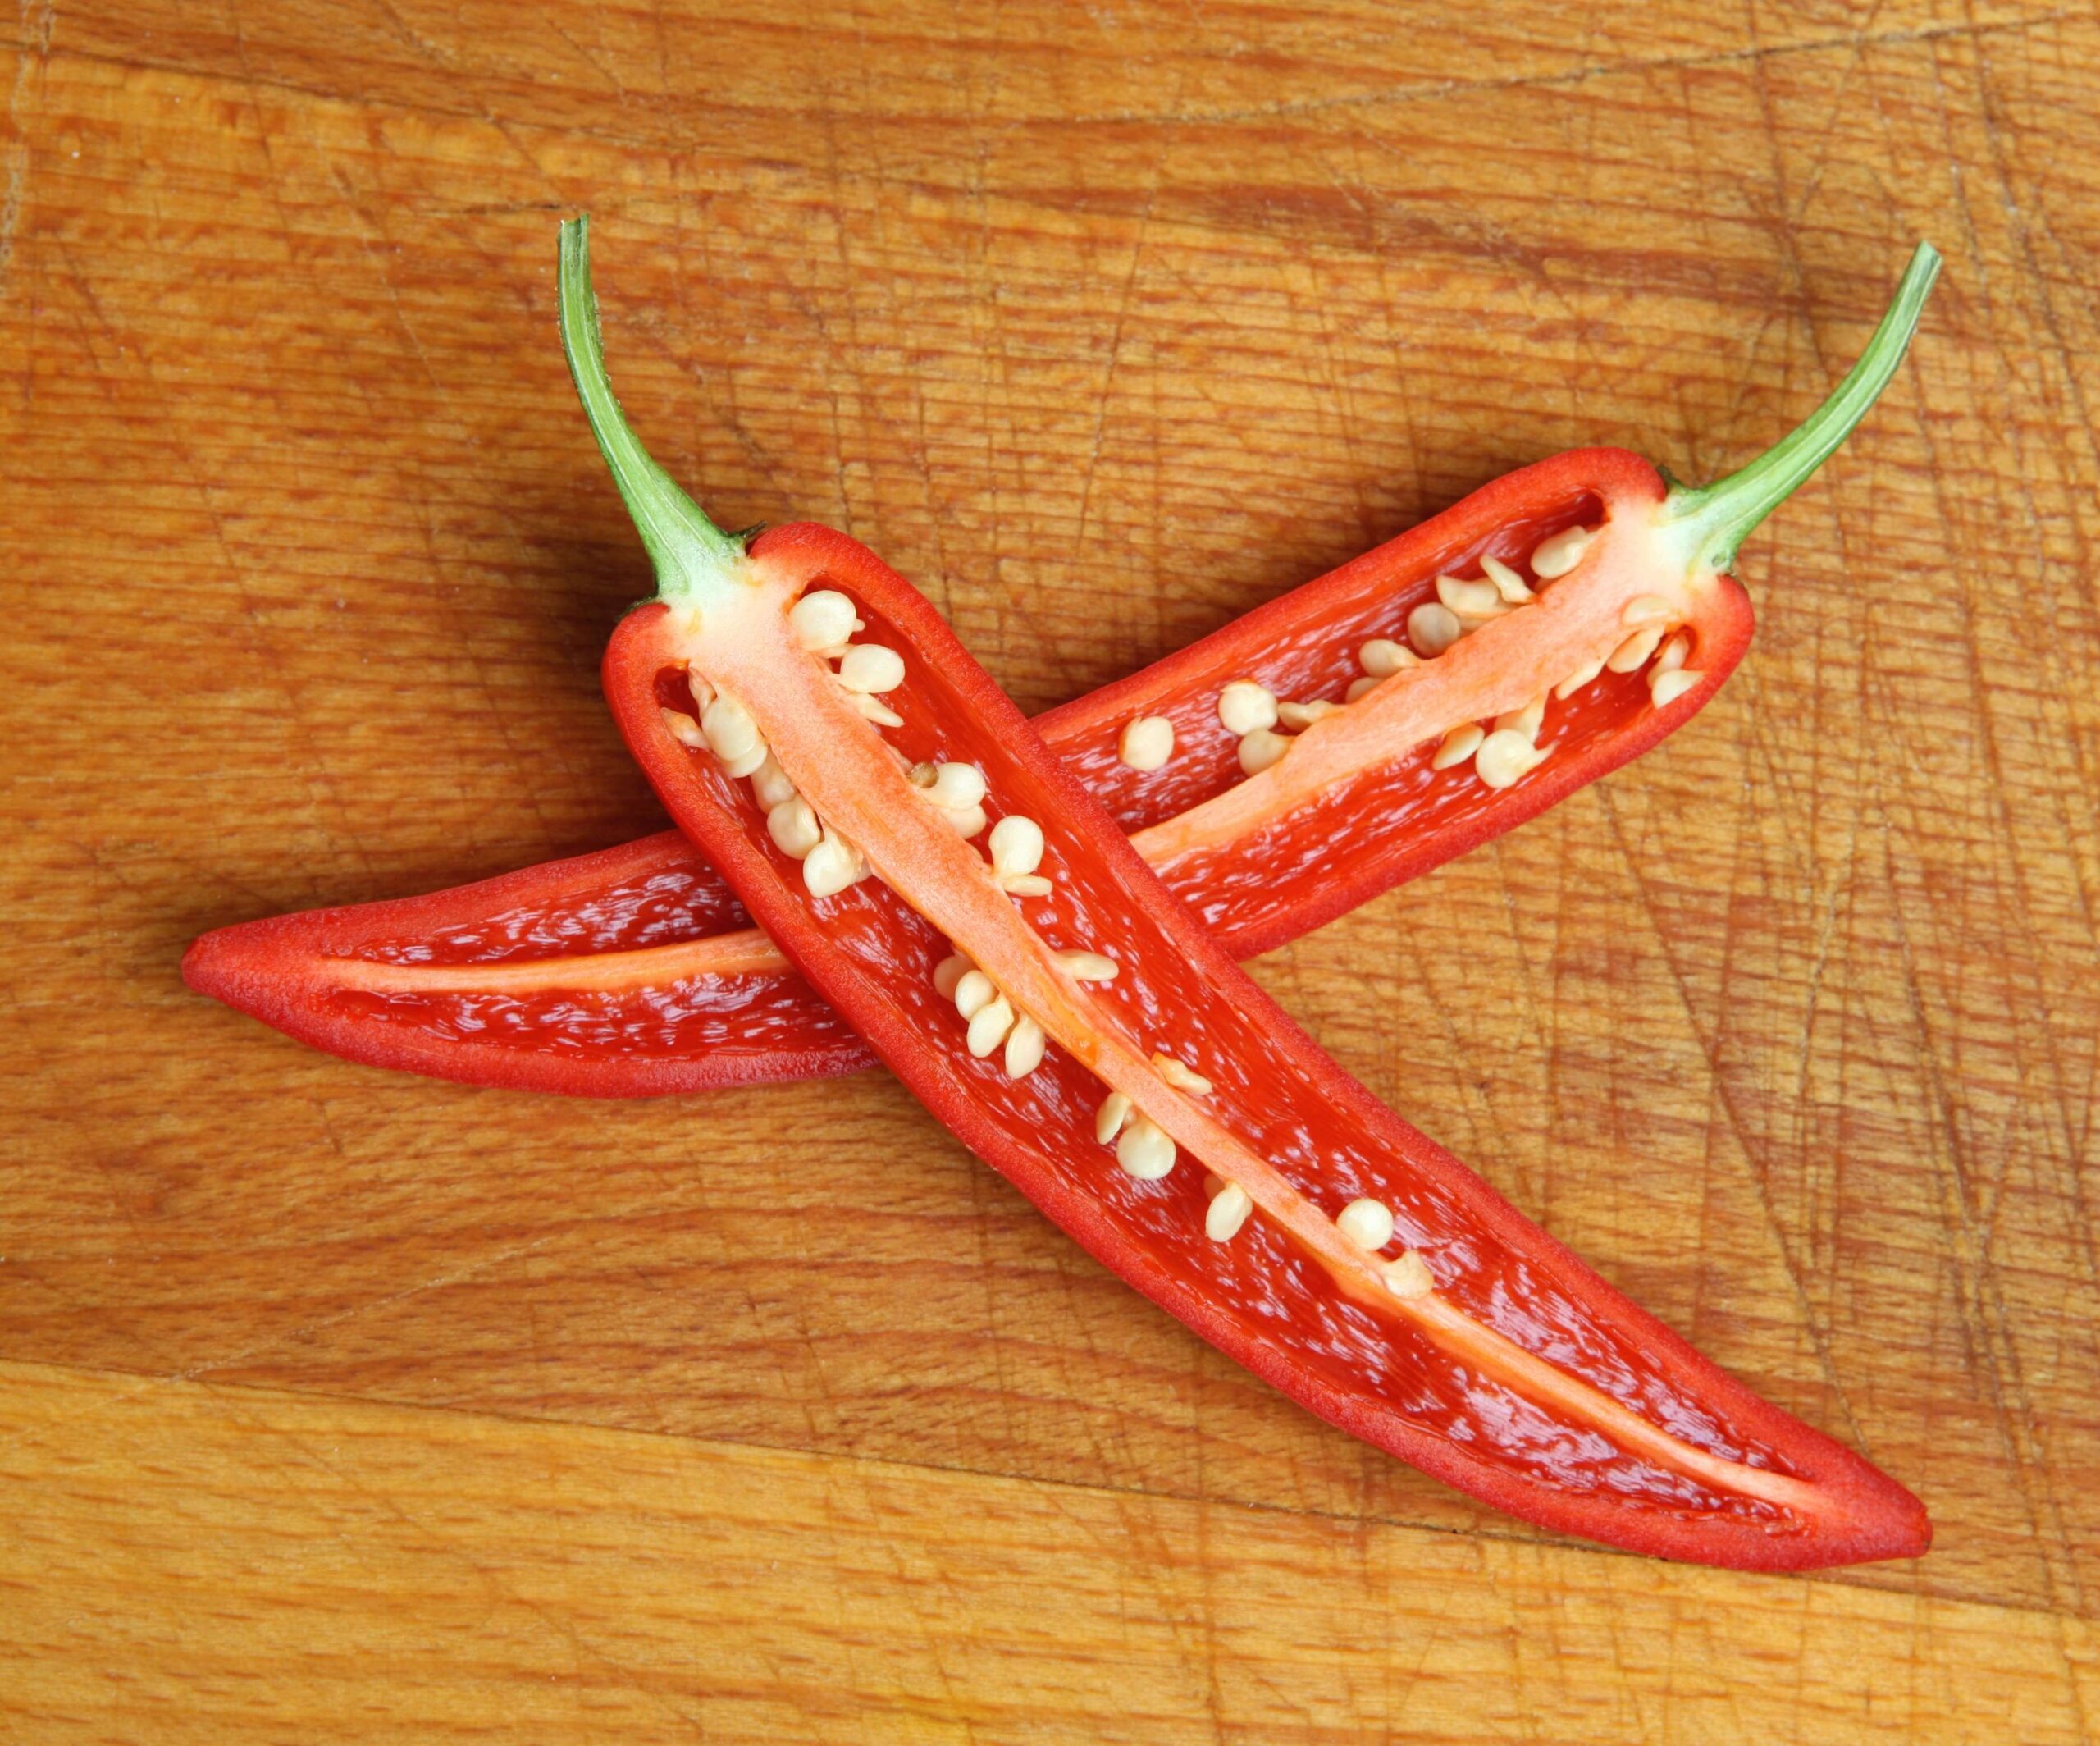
(547, 216, 1934, 1566)
(185, 491, 1742, 1095)
(186, 253, 1924, 1100)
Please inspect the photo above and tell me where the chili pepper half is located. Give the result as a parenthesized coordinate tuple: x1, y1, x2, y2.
(559, 216, 1934, 1567)
(185, 250, 1932, 1103)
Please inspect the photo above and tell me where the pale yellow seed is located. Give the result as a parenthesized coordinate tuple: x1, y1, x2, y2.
(1237, 728, 1291, 776)
(685, 667, 716, 714)
(1407, 601, 1463, 657)
(1337, 1196, 1396, 1251)
(1277, 700, 1341, 731)
(702, 695, 760, 761)
(1001, 874, 1055, 898)
(751, 753, 797, 810)
(1116, 1118, 1176, 1181)
(1003, 1016, 1046, 1079)
(1344, 675, 1381, 703)
(1118, 715, 1176, 772)
(838, 643, 906, 695)
(1493, 694, 1546, 744)
(1217, 680, 1279, 737)
(1206, 1182, 1253, 1241)
(788, 589, 859, 652)
(1094, 1092, 1133, 1144)
(1530, 525, 1595, 580)
(932, 953, 974, 1000)
(1621, 593, 1673, 628)
(1606, 624, 1665, 674)
(1150, 1052, 1212, 1096)
(1650, 668, 1702, 707)
(767, 798, 821, 860)
(966, 995, 1016, 1058)
(952, 969, 998, 1021)
(1057, 950, 1119, 982)
(847, 692, 905, 729)
(802, 834, 862, 898)
(1358, 638, 1416, 678)
(1480, 554, 1536, 604)
(1475, 728, 1547, 789)
(660, 707, 707, 750)
(988, 815, 1045, 878)
(1381, 1250, 1436, 1300)
(1554, 657, 1606, 701)
(1655, 633, 1691, 674)
(941, 803, 989, 840)
(927, 761, 986, 811)
(719, 740, 769, 779)
(1431, 724, 1485, 770)
(1436, 574, 1505, 619)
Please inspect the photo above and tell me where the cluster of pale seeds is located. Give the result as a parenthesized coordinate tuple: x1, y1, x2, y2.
(660, 587, 906, 898)
(1189, 1154, 1434, 1300)
(1112, 522, 1705, 799)
(663, 582, 1442, 1305)
(950, 944, 1440, 1286)
(931, 945, 1113, 1082)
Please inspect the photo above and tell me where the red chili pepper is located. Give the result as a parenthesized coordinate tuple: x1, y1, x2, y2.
(544, 217, 1934, 1566)
(190, 345, 1856, 1098)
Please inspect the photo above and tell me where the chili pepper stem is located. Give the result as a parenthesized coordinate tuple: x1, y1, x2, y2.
(1657, 242, 1941, 577)
(558, 213, 751, 608)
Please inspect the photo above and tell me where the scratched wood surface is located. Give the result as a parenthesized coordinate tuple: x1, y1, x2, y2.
(3, 1, 2098, 1739)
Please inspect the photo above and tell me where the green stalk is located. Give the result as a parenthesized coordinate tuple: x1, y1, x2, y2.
(558, 213, 746, 607)
(1658, 242, 1941, 575)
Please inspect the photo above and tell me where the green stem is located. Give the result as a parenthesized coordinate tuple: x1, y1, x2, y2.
(558, 213, 746, 603)
(1659, 242, 1941, 574)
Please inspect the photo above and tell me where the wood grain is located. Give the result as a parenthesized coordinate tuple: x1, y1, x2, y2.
(6, 1358, 2097, 1744)
(3, 0, 2098, 1735)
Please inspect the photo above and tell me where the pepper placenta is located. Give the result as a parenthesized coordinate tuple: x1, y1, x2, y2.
(185, 252, 1933, 1102)
(531, 216, 1935, 1565)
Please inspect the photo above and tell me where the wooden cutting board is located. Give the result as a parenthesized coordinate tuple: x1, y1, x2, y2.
(4, 2, 2097, 1738)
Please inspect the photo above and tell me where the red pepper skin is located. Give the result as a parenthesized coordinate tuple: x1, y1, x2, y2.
(183, 448, 1749, 1095)
(181, 833, 873, 1097)
(1041, 447, 1753, 957)
(604, 519, 1924, 1571)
